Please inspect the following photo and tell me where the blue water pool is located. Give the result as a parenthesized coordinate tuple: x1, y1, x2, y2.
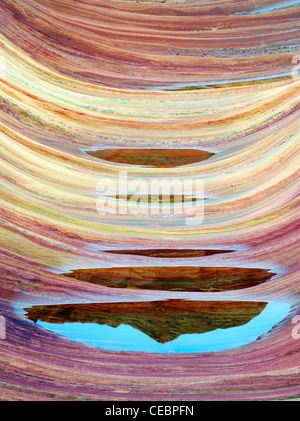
(34, 301, 290, 353)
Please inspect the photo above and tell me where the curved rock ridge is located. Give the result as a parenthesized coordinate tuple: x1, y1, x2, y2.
(0, 0, 299, 89)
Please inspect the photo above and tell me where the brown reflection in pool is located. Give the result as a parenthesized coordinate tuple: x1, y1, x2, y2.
(104, 249, 234, 258)
(61, 266, 275, 292)
(24, 300, 267, 343)
(86, 149, 215, 167)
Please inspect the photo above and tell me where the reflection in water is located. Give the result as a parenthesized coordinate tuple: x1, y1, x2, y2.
(86, 149, 215, 167)
(24, 300, 290, 353)
(61, 266, 275, 292)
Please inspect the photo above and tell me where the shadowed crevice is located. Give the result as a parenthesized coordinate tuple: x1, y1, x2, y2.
(86, 149, 215, 167)
(108, 195, 206, 203)
(104, 249, 234, 258)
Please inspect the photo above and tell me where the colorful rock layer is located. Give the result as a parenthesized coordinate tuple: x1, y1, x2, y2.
(0, 0, 299, 401)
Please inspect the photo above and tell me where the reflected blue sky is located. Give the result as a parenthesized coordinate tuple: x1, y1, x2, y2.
(36, 301, 290, 353)
(235, 1, 300, 14)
